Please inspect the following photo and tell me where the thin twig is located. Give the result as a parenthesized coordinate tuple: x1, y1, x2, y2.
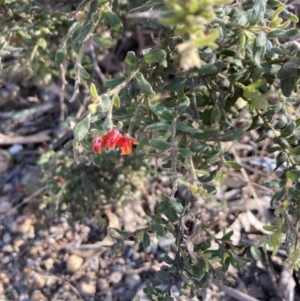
(0, 185, 47, 218)
(89, 41, 106, 83)
(127, 10, 161, 20)
(0, 131, 52, 145)
(187, 71, 201, 126)
(231, 145, 263, 213)
(69, 21, 99, 103)
(59, 62, 67, 123)
(170, 119, 178, 198)
(213, 281, 260, 301)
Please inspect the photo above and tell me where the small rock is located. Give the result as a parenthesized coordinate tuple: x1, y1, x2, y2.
(31, 290, 46, 301)
(38, 229, 49, 238)
(12, 216, 34, 234)
(3, 232, 11, 244)
(125, 274, 141, 289)
(22, 225, 35, 239)
(109, 271, 122, 284)
(0, 149, 13, 173)
(43, 258, 54, 271)
(3, 244, 14, 253)
(97, 278, 110, 292)
(66, 254, 84, 272)
(14, 237, 25, 248)
(2, 183, 13, 193)
(0, 196, 11, 213)
(34, 274, 46, 289)
(65, 230, 74, 241)
(29, 246, 39, 257)
(77, 274, 96, 297)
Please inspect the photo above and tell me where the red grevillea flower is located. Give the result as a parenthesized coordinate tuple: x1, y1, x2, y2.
(105, 129, 122, 149)
(92, 136, 107, 153)
(116, 135, 139, 155)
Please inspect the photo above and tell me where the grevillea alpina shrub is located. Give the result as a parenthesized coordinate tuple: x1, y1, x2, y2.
(3, 0, 300, 299)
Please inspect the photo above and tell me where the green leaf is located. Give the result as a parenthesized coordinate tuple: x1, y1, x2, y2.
(92, 154, 102, 167)
(144, 48, 166, 64)
(164, 77, 186, 91)
(270, 190, 284, 207)
(124, 51, 136, 74)
(252, 32, 266, 67)
(291, 146, 300, 156)
(198, 170, 217, 183)
(278, 58, 300, 80)
(247, 115, 263, 131)
(143, 232, 151, 253)
(88, 103, 99, 113)
(281, 122, 296, 137)
(250, 246, 261, 261)
(199, 61, 223, 76)
(179, 148, 195, 157)
(176, 122, 199, 133)
(99, 94, 111, 112)
(249, 0, 266, 25)
(221, 230, 234, 241)
(169, 198, 184, 214)
(103, 11, 123, 32)
(134, 72, 155, 95)
(281, 76, 297, 97)
(178, 97, 190, 115)
(150, 139, 171, 151)
(136, 137, 149, 154)
(55, 46, 67, 66)
(89, 83, 98, 99)
(146, 122, 170, 131)
(284, 9, 299, 23)
(93, 33, 116, 47)
(78, 64, 90, 79)
(149, 105, 174, 121)
(268, 144, 281, 153)
(268, 28, 300, 39)
(246, 79, 266, 90)
(74, 114, 90, 141)
(274, 115, 288, 129)
(263, 225, 278, 231)
(225, 161, 242, 170)
(109, 228, 131, 237)
(286, 170, 300, 180)
(105, 76, 125, 88)
(276, 151, 288, 169)
(72, 22, 92, 46)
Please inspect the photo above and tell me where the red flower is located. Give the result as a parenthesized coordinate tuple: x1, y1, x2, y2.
(116, 135, 139, 155)
(92, 130, 139, 155)
(105, 129, 121, 149)
(92, 136, 107, 153)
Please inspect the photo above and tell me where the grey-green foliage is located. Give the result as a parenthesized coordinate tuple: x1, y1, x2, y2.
(3, 0, 300, 299)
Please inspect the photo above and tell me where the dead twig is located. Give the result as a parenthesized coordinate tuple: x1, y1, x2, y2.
(89, 42, 106, 83)
(231, 145, 263, 213)
(127, 10, 161, 20)
(187, 71, 201, 126)
(213, 281, 260, 301)
(0, 185, 47, 218)
(0, 131, 52, 145)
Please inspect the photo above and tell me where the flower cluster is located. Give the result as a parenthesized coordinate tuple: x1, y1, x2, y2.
(92, 129, 139, 155)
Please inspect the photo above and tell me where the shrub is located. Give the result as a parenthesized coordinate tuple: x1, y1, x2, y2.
(2, 0, 300, 299)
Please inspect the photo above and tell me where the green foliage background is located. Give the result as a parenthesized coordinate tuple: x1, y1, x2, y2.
(2, 0, 300, 299)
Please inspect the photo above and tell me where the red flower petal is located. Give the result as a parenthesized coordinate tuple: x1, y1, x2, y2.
(116, 135, 139, 155)
(92, 137, 106, 153)
(105, 129, 121, 149)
